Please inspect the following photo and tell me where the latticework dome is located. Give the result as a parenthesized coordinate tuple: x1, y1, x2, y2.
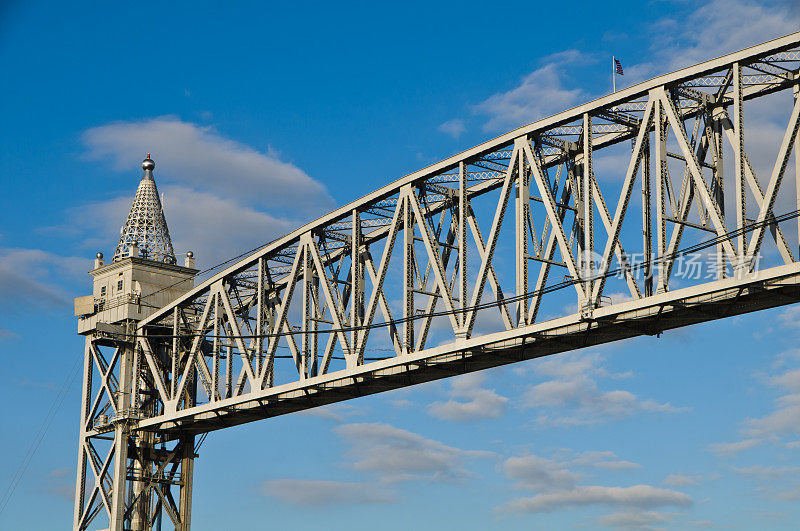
(113, 155, 176, 263)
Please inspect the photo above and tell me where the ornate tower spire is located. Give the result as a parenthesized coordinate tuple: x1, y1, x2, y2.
(113, 155, 176, 263)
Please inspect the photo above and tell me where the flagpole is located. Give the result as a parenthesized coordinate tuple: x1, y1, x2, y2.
(612, 55, 616, 93)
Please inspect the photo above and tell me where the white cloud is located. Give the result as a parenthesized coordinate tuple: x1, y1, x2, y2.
(776, 486, 800, 501)
(499, 484, 691, 514)
(0, 248, 88, 312)
(522, 352, 683, 426)
(437, 118, 466, 139)
(449, 0, 799, 153)
(58, 114, 343, 269)
(570, 451, 641, 471)
(43, 468, 74, 502)
(707, 438, 762, 457)
(598, 509, 670, 530)
(770, 368, 800, 393)
(732, 464, 800, 478)
(499, 449, 681, 522)
(778, 306, 800, 330)
(742, 351, 800, 439)
(260, 479, 394, 506)
(474, 50, 590, 132)
(260, 423, 492, 508)
(58, 185, 298, 269)
(70, 116, 337, 268)
(156, 186, 296, 268)
(297, 403, 366, 422)
(82, 116, 333, 214)
(334, 422, 492, 483)
(646, 0, 800, 75)
(662, 474, 704, 487)
(503, 454, 580, 492)
(502, 449, 641, 494)
(390, 398, 413, 409)
(710, 348, 800, 457)
(745, 394, 800, 438)
(428, 373, 509, 421)
(532, 351, 626, 380)
(0, 327, 18, 340)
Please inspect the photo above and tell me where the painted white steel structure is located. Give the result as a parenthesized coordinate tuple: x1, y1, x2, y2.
(75, 33, 800, 530)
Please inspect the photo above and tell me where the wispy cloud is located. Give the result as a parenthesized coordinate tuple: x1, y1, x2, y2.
(335, 422, 492, 483)
(503, 454, 581, 492)
(662, 474, 707, 487)
(743, 349, 800, 440)
(441, 0, 799, 144)
(598, 509, 671, 530)
(569, 451, 641, 471)
(43, 468, 74, 502)
(473, 50, 591, 133)
(521, 352, 684, 426)
(437, 118, 466, 139)
(57, 185, 299, 269)
(260, 479, 395, 506)
(428, 373, 508, 421)
(643, 0, 800, 75)
(708, 438, 763, 457)
(732, 464, 800, 478)
(499, 484, 691, 514)
(59, 116, 337, 268)
(501, 449, 641, 495)
(298, 403, 367, 422)
(260, 422, 492, 508)
(0, 248, 88, 312)
(498, 447, 681, 527)
(82, 116, 333, 215)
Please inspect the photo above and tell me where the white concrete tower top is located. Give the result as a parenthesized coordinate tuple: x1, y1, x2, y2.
(113, 155, 176, 263)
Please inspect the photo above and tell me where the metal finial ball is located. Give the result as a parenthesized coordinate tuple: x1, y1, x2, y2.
(142, 157, 155, 171)
(187, 251, 194, 258)
(96, 252, 104, 259)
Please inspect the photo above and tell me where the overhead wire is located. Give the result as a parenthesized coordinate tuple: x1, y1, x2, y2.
(0, 350, 83, 519)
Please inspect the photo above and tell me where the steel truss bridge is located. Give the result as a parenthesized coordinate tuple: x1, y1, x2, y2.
(75, 33, 800, 530)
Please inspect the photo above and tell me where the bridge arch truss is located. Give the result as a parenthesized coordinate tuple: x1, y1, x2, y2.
(74, 32, 800, 530)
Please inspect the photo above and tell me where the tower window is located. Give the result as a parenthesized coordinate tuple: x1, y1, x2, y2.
(100, 286, 106, 297)
(117, 279, 124, 291)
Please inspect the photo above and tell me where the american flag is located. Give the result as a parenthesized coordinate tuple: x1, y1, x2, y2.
(614, 58, 624, 76)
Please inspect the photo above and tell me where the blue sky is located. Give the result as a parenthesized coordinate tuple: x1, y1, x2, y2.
(2, 0, 800, 529)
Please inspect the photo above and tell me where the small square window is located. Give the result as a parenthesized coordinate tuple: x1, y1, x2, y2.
(117, 280, 123, 291)
(100, 286, 106, 297)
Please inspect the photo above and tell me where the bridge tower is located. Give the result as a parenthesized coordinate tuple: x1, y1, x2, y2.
(73, 156, 198, 531)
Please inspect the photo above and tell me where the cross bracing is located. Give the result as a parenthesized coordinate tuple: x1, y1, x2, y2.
(75, 32, 800, 531)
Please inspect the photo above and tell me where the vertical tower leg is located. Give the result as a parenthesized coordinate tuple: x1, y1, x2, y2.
(73, 338, 92, 530)
(109, 342, 134, 531)
(178, 436, 195, 531)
